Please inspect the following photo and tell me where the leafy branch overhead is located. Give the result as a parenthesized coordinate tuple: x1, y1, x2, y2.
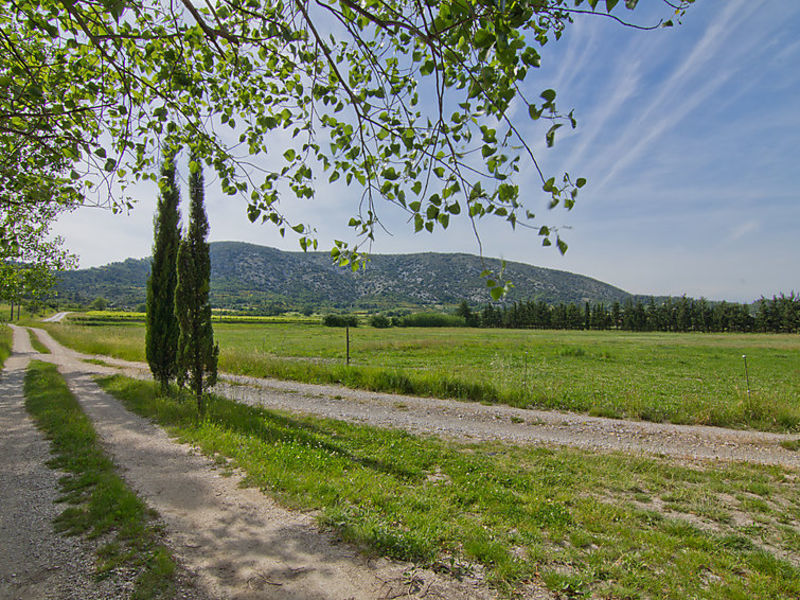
(1, 0, 693, 282)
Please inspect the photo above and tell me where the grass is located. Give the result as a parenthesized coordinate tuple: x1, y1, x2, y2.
(66, 310, 320, 325)
(781, 439, 800, 452)
(0, 324, 11, 366)
(41, 322, 800, 432)
(98, 374, 800, 599)
(29, 329, 51, 354)
(24, 361, 178, 600)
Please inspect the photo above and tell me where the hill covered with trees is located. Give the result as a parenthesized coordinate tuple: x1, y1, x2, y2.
(56, 241, 630, 311)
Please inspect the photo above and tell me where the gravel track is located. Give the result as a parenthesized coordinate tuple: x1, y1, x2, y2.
(5, 326, 513, 600)
(1, 326, 143, 600)
(5, 324, 798, 599)
(29, 326, 800, 470)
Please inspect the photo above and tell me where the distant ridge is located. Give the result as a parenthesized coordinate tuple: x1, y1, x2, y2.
(56, 241, 631, 310)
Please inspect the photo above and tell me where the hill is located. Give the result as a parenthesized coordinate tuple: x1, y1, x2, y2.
(56, 241, 631, 311)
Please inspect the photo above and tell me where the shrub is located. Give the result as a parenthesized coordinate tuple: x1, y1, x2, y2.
(370, 315, 392, 328)
(323, 314, 359, 327)
(90, 297, 108, 311)
(393, 312, 466, 327)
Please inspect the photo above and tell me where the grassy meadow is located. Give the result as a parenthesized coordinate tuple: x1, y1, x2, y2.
(98, 374, 800, 599)
(40, 320, 800, 432)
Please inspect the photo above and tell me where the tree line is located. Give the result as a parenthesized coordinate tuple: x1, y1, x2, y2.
(463, 294, 800, 334)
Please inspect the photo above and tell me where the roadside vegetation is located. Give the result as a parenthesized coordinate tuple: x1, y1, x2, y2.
(24, 361, 179, 600)
(42, 321, 800, 432)
(99, 374, 800, 599)
(0, 323, 11, 366)
(29, 329, 51, 354)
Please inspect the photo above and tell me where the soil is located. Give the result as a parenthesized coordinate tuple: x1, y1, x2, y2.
(2, 324, 798, 599)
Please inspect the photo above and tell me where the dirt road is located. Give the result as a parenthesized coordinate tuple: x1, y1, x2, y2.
(2, 326, 508, 600)
(3, 324, 798, 599)
(29, 325, 800, 470)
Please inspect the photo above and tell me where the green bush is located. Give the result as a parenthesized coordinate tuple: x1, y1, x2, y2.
(323, 314, 359, 327)
(393, 312, 466, 328)
(369, 315, 392, 328)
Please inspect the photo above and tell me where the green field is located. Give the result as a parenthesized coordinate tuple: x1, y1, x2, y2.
(99, 374, 800, 599)
(40, 321, 800, 432)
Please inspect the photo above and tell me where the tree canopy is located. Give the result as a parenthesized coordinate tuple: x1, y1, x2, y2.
(1, 0, 693, 294)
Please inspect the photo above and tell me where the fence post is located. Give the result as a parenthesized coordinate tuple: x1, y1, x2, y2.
(346, 325, 350, 366)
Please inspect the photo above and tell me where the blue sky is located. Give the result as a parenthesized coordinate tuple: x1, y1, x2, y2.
(54, 0, 799, 303)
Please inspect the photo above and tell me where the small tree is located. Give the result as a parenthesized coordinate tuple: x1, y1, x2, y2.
(90, 296, 108, 311)
(455, 300, 479, 327)
(145, 153, 182, 392)
(175, 155, 218, 414)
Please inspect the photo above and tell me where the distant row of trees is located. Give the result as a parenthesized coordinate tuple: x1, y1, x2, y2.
(466, 294, 800, 334)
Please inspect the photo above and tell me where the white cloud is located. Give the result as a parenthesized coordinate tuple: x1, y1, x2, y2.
(726, 220, 761, 243)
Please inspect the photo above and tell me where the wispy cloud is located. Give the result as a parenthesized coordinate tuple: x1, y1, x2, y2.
(584, 0, 759, 191)
(726, 219, 761, 243)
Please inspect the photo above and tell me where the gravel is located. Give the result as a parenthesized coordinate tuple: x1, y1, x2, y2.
(0, 332, 132, 600)
(5, 323, 798, 600)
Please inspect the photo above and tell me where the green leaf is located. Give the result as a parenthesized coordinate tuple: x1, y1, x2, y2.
(576, 178, 587, 188)
(283, 149, 296, 161)
(606, 0, 619, 12)
(474, 29, 495, 49)
(382, 167, 400, 180)
(540, 89, 556, 103)
(420, 59, 436, 76)
(546, 124, 563, 147)
(446, 202, 461, 215)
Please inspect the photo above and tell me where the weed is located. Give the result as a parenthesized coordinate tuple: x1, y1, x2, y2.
(0, 324, 11, 366)
(780, 439, 800, 452)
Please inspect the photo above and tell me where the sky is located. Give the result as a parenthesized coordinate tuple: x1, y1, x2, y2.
(52, 0, 800, 303)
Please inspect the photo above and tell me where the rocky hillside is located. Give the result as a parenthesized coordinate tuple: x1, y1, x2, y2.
(56, 241, 631, 310)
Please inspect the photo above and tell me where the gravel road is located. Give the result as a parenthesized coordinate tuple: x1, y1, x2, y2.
(3, 326, 519, 600)
(29, 325, 800, 470)
(1, 326, 144, 599)
(3, 324, 798, 600)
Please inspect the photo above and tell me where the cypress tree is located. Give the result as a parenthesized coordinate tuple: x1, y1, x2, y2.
(145, 152, 181, 392)
(175, 155, 218, 414)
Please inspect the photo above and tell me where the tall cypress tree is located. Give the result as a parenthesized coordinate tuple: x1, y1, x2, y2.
(145, 152, 181, 392)
(175, 155, 218, 414)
